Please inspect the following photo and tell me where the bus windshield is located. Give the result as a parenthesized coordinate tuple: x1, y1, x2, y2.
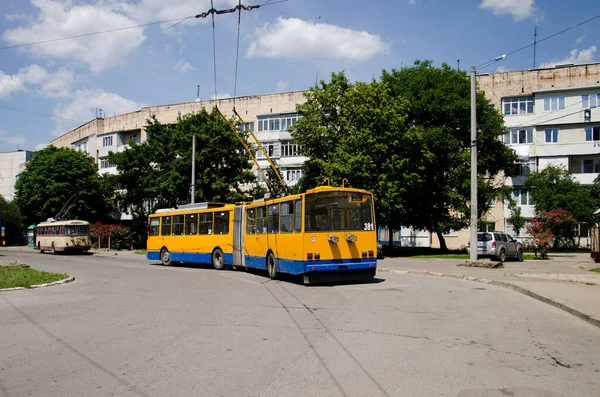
(64, 225, 89, 235)
(305, 191, 374, 232)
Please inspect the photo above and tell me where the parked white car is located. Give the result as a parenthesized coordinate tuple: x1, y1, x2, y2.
(468, 232, 523, 262)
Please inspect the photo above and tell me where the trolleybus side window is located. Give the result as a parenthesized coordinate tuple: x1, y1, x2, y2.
(172, 215, 184, 236)
(148, 218, 160, 236)
(185, 214, 197, 235)
(256, 206, 267, 234)
(199, 213, 213, 235)
(161, 216, 171, 236)
(294, 199, 302, 232)
(214, 211, 230, 235)
(280, 201, 293, 233)
(268, 204, 279, 234)
(246, 208, 256, 235)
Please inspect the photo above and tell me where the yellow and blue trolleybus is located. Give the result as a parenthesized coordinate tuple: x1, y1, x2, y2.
(147, 186, 378, 283)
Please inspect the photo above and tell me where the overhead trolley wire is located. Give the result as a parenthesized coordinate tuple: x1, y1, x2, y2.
(476, 12, 600, 69)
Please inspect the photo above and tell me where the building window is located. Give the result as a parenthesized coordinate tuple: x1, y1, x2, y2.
(504, 128, 533, 144)
(256, 142, 280, 158)
(99, 159, 115, 169)
(281, 140, 301, 157)
(478, 222, 495, 232)
(585, 126, 600, 142)
(543, 96, 566, 111)
(573, 222, 590, 238)
(102, 136, 113, 147)
(544, 128, 559, 143)
(582, 94, 599, 109)
(257, 114, 302, 133)
(502, 96, 534, 115)
(515, 160, 536, 176)
(513, 187, 533, 205)
(238, 122, 254, 133)
(285, 168, 303, 181)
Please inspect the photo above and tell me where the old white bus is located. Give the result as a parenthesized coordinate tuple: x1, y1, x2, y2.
(36, 219, 91, 254)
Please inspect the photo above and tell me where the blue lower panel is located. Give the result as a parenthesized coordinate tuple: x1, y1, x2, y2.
(245, 255, 267, 270)
(305, 258, 377, 273)
(147, 251, 232, 265)
(244, 255, 376, 275)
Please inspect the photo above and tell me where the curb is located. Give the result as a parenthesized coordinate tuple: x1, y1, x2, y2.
(0, 276, 75, 292)
(379, 268, 600, 330)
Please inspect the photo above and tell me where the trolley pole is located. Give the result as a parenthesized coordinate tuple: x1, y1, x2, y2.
(191, 135, 196, 204)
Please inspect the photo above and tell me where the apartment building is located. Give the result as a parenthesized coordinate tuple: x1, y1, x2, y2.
(50, 92, 309, 185)
(0, 150, 34, 202)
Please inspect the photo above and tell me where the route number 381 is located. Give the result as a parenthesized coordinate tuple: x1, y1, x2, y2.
(363, 223, 374, 231)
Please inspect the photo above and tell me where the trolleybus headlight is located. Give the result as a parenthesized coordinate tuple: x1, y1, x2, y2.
(328, 235, 339, 244)
(346, 234, 357, 243)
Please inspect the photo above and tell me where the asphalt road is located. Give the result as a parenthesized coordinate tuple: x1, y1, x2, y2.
(0, 250, 599, 397)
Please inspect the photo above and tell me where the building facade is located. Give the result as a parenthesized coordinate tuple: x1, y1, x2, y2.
(0, 150, 34, 201)
(50, 92, 309, 186)
(50, 63, 600, 249)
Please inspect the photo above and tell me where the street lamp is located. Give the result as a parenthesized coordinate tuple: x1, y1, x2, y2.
(469, 54, 507, 262)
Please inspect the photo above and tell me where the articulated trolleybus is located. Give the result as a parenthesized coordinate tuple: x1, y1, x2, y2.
(147, 186, 378, 283)
(36, 219, 91, 254)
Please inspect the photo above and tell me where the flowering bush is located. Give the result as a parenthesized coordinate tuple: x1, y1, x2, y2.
(90, 222, 132, 250)
(525, 208, 576, 259)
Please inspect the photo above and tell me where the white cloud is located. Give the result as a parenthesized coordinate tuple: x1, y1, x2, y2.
(247, 18, 390, 62)
(0, 130, 26, 146)
(496, 66, 508, 73)
(409, 0, 415, 4)
(276, 81, 289, 92)
(52, 89, 144, 136)
(0, 70, 25, 99)
(6, 14, 29, 21)
(575, 36, 585, 46)
(35, 143, 49, 151)
(2, 0, 146, 72)
(174, 60, 196, 74)
(540, 46, 597, 68)
(0, 64, 74, 99)
(479, 0, 536, 21)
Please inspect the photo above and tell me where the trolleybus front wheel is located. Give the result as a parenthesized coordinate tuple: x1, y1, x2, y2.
(212, 248, 226, 270)
(160, 248, 171, 266)
(267, 252, 278, 280)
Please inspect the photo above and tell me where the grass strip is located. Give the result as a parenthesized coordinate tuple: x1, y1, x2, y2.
(0, 266, 69, 289)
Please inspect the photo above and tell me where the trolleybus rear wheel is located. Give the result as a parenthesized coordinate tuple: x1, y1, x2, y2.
(267, 252, 278, 280)
(160, 248, 171, 266)
(212, 248, 226, 270)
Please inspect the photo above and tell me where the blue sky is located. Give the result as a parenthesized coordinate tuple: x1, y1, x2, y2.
(0, 0, 599, 151)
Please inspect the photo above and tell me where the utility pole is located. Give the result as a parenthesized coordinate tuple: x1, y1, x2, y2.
(533, 26, 537, 69)
(191, 135, 196, 204)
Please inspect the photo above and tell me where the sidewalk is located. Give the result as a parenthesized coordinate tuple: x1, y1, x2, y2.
(378, 253, 600, 329)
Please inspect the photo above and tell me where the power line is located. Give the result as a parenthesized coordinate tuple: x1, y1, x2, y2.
(0, 105, 85, 123)
(0, 17, 193, 50)
(477, 13, 600, 69)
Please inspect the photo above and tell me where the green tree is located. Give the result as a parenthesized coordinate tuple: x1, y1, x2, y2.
(108, 107, 258, 220)
(525, 165, 595, 223)
(0, 196, 25, 245)
(380, 61, 517, 250)
(14, 146, 110, 225)
(291, 72, 424, 248)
